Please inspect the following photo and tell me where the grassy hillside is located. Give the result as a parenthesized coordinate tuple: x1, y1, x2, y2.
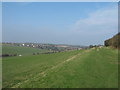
(2, 44, 49, 56)
(3, 47, 118, 88)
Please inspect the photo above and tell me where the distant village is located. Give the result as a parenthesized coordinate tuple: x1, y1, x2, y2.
(3, 42, 84, 51)
(1, 42, 104, 57)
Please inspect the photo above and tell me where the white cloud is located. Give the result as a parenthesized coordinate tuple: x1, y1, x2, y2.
(72, 6, 118, 35)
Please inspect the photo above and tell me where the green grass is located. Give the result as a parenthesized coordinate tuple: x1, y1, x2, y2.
(2, 47, 118, 88)
(2, 44, 49, 56)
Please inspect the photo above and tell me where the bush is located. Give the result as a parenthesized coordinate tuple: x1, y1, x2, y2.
(104, 32, 120, 48)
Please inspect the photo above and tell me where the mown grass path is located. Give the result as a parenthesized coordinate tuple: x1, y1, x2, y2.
(11, 49, 91, 88)
(3, 47, 118, 88)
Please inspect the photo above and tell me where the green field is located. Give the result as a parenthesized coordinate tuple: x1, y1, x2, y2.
(3, 47, 118, 88)
(2, 44, 49, 56)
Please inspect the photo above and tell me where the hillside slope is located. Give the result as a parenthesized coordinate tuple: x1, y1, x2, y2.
(3, 47, 118, 88)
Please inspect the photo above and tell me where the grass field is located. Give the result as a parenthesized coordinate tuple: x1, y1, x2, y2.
(2, 47, 118, 88)
(2, 44, 49, 56)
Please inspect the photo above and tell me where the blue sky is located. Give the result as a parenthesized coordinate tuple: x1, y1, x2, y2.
(2, 2, 118, 45)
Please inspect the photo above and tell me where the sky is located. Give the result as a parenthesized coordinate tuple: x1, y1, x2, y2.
(2, 2, 118, 46)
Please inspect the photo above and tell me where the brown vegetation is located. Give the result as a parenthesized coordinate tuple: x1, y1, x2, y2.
(104, 32, 120, 49)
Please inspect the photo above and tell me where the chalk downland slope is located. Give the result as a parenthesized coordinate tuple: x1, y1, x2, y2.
(3, 47, 118, 88)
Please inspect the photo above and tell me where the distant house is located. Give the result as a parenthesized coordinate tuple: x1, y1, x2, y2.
(78, 48, 82, 50)
(33, 45, 35, 47)
(22, 44, 25, 46)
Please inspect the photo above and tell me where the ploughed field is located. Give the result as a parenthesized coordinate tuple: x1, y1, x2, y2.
(3, 47, 118, 88)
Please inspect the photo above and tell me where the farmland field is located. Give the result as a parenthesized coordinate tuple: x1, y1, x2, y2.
(2, 47, 118, 88)
(2, 44, 49, 56)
